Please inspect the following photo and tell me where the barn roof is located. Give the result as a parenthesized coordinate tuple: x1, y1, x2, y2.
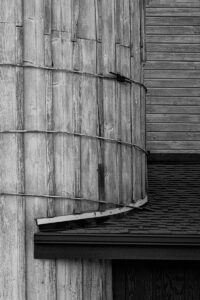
(34, 154, 200, 260)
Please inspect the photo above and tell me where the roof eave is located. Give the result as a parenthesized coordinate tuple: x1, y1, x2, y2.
(34, 233, 200, 261)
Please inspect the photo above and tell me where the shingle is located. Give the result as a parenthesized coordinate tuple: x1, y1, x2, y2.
(62, 159, 200, 236)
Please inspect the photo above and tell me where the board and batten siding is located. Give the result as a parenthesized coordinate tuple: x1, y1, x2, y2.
(145, 0, 200, 153)
(0, 1, 145, 299)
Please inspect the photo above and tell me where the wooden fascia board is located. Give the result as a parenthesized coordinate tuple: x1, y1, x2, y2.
(34, 234, 200, 261)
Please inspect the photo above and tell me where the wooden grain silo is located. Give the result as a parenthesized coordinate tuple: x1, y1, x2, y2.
(0, 0, 146, 299)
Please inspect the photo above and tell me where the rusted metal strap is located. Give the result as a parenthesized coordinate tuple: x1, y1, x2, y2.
(0, 63, 147, 92)
(0, 130, 147, 154)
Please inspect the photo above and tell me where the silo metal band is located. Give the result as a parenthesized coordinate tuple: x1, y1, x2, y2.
(0, 63, 147, 91)
(0, 192, 150, 211)
(0, 130, 147, 154)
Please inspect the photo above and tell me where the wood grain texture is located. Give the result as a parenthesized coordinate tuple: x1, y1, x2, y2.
(24, 1, 56, 299)
(0, 2, 25, 300)
(83, 260, 112, 300)
(147, 52, 200, 61)
(147, 34, 200, 43)
(147, 88, 200, 97)
(145, 0, 200, 152)
(146, 79, 200, 88)
(147, 123, 200, 132)
(116, 45, 132, 205)
(148, 131, 200, 141)
(102, 0, 119, 205)
(146, 0, 200, 7)
(145, 70, 200, 78)
(140, 0, 146, 199)
(147, 105, 200, 114)
(131, 0, 142, 200)
(146, 7, 200, 16)
(146, 16, 200, 26)
(52, 6, 83, 300)
(52, 0, 72, 34)
(0, 1, 144, 299)
(52, 2, 113, 299)
(115, 0, 130, 46)
(79, 39, 99, 211)
(76, 0, 96, 40)
(146, 97, 200, 105)
(147, 114, 200, 123)
(145, 61, 200, 70)
(146, 26, 200, 35)
(148, 141, 200, 150)
(147, 43, 200, 53)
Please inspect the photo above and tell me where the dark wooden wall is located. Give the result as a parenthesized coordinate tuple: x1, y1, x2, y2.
(145, 0, 200, 153)
(113, 260, 200, 300)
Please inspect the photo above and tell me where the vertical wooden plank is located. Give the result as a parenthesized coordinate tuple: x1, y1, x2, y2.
(115, 0, 130, 46)
(0, 2, 25, 299)
(140, 0, 147, 199)
(83, 260, 112, 300)
(116, 45, 132, 205)
(72, 42, 82, 214)
(71, 0, 80, 41)
(103, 77, 120, 204)
(0, 23, 16, 63)
(44, 0, 52, 35)
(75, 1, 113, 297)
(16, 24, 25, 300)
(56, 259, 83, 300)
(96, 22, 105, 208)
(78, 39, 99, 211)
(52, 30, 74, 216)
(44, 0, 56, 219)
(131, 0, 142, 201)
(76, 0, 96, 40)
(101, 0, 119, 205)
(102, 0, 115, 74)
(95, 0, 103, 42)
(122, 0, 131, 47)
(77, 2, 113, 298)
(24, 1, 56, 299)
(0, 0, 15, 23)
(52, 0, 72, 35)
(52, 5, 83, 299)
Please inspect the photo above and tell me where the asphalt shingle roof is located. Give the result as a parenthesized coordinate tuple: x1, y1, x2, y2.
(54, 157, 200, 236)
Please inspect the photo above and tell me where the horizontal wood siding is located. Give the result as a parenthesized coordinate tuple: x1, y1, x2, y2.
(145, 0, 200, 152)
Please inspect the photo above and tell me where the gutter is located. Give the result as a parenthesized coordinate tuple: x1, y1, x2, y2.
(34, 233, 200, 261)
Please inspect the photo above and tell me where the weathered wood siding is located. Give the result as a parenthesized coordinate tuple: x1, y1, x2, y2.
(0, 1, 145, 299)
(113, 261, 200, 300)
(145, 0, 200, 153)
